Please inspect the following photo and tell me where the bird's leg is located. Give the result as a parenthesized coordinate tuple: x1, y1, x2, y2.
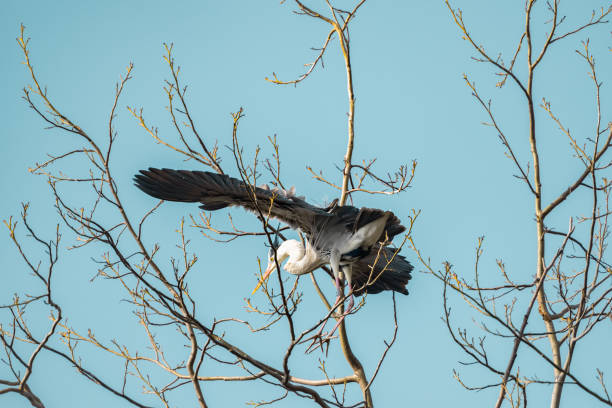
(328, 249, 345, 311)
(332, 274, 344, 317)
(327, 265, 354, 339)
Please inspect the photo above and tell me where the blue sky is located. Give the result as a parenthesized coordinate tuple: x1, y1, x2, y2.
(1, 1, 610, 407)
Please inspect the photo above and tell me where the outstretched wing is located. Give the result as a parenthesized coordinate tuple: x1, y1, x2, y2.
(134, 168, 330, 234)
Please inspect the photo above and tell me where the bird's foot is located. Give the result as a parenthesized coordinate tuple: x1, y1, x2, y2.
(303, 314, 336, 354)
(304, 292, 353, 353)
(304, 333, 331, 355)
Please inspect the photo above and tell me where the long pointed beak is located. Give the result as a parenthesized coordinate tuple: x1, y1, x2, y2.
(252, 262, 276, 295)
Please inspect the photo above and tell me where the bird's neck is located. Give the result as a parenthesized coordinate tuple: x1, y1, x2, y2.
(284, 241, 320, 275)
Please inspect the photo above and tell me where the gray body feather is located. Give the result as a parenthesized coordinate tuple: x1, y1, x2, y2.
(134, 168, 412, 296)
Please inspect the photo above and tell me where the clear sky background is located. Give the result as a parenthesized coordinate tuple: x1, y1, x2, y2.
(1, 1, 610, 407)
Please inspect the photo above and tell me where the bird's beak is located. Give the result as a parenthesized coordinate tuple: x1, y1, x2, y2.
(252, 261, 276, 295)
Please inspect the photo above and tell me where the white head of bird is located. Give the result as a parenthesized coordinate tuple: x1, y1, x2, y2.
(252, 239, 316, 295)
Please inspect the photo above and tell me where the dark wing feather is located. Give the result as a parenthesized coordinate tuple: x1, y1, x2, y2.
(134, 168, 330, 234)
(350, 245, 413, 296)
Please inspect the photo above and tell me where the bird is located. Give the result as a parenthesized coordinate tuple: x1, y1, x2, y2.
(134, 168, 413, 321)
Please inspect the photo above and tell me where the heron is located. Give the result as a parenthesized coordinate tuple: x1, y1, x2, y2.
(134, 168, 412, 327)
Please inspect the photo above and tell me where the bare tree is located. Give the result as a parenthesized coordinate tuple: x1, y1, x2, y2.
(411, 1, 612, 408)
(1, 2, 415, 408)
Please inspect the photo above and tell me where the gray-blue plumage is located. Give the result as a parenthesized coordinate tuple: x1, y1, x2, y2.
(134, 168, 412, 297)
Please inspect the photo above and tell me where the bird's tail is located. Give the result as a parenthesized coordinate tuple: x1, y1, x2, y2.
(351, 246, 413, 296)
